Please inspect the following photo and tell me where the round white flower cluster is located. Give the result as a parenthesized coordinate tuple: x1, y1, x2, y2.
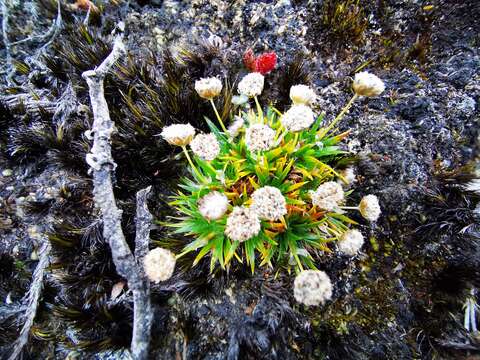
(238, 72, 265, 97)
(195, 77, 223, 99)
(190, 133, 220, 161)
(160, 123, 195, 146)
(281, 104, 315, 132)
(352, 71, 385, 97)
(227, 115, 244, 138)
(143, 248, 176, 283)
(225, 206, 261, 242)
(294, 270, 333, 306)
(198, 191, 229, 221)
(310, 181, 344, 211)
(359, 194, 381, 222)
(289, 84, 316, 105)
(245, 124, 276, 152)
(338, 229, 364, 256)
(339, 167, 356, 186)
(251, 186, 287, 221)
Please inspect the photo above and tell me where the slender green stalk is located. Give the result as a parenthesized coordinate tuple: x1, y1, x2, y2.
(254, 96, 263, 122)
(293, 132, 300, 145)
(181, 146, 206, 182)
(209, 99, 227, 132)
(324, 93, 359, 134)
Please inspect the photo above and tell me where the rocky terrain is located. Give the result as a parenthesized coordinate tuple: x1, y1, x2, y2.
(0, 0, 479, 359)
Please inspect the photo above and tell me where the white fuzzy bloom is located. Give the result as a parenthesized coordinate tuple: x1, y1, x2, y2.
(231, 94, 249, 106)
(311, 181, 345, 211)
(339, 167, 356, 185)
(251, 186, 287, 221)
(143, 248, 176, 283)
(161, 124, 195, 146)
(338, 229, 364, 256)
(227, 116, 244, 138)
(225, 206, 261, 242)
(198, 191, 229, 220)
(294, 270, 333, 306)
(195, 77, 223, 99)
(190, 133, 220, 161)
(238, 72, 264, 97)
(289, 84, 316, 105)
(245, 124, 276, 152)
(359, 194, 381, 222)
(281, 104, 315, 132)
(352, 71, 385, 97)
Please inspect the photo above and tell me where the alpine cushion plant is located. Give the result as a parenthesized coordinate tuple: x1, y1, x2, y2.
(163, 71, 384, 274)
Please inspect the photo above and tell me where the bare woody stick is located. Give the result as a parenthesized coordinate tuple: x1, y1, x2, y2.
(132, 186, 153, 358)
(82, 35, 152, 360)
(8, 239, 51, 360)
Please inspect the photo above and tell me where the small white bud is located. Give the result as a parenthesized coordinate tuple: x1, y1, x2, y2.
(281, 104, 315, 132)
(251, 186, 287, 221)
(198, 191, 229, 221)
(352, 71, 385, 97)
(338, 229, 364, 256)
(289, 84, 316, 105)
(238, 72, 264, 97)
(245, 124, 276, 152)
(143, 248, 176, 283)
(225, 206, 261, 242)
(310, 181, 345, 211)
(359, 194, 381, 222)
(190, 133, 220, 161)
(294, 270, 333, 306)
(195, 77, 223, 99)
(160, 124, 195, 146)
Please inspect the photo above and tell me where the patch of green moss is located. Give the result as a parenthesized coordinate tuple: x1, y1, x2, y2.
(322, 0, 368, 44)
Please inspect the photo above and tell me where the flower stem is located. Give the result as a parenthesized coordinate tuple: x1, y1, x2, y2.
(323, 93, 359, 135)
(293, 132, 299, 146)
(209, 99, 227, 132)
(254, 96, 263, 123)
(181, 146, 205, 183)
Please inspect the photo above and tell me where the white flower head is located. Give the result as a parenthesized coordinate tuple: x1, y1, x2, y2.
(195, 77, 223, 99)
(281, 104, 315, 132)
(198, 191, 228, 221)
(245, 124, 276, 152)
(311, 181, 344, 211)
(238, 72, 264, 97)
(289, 84, 316, 105)
(161, 123, 195, 146)
(294, 270, 333, 306)
(190, 133, 220, 161)
(338, 229, 364, 256)
(225, 206, 261, 242)
(359, 194, 381, 222)
(251, 186, 287, 221)
(227, 115, 244, 138)
(143, 248, 176, 283)
(352, 71, 385, 97)
(232, 94, 249, 106)
(338, 167, 356, 186)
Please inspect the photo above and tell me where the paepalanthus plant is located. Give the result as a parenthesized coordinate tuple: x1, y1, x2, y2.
(162, 70, 384, 274)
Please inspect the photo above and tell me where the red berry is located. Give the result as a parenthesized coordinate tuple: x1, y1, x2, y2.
(243, 48, 257, 72)
(255, 52, 277, 75)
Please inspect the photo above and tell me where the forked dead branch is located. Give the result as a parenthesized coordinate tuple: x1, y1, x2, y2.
(82, 31, 152, 360)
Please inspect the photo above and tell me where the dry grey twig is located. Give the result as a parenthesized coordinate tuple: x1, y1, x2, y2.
(82, 32, 153, 360)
